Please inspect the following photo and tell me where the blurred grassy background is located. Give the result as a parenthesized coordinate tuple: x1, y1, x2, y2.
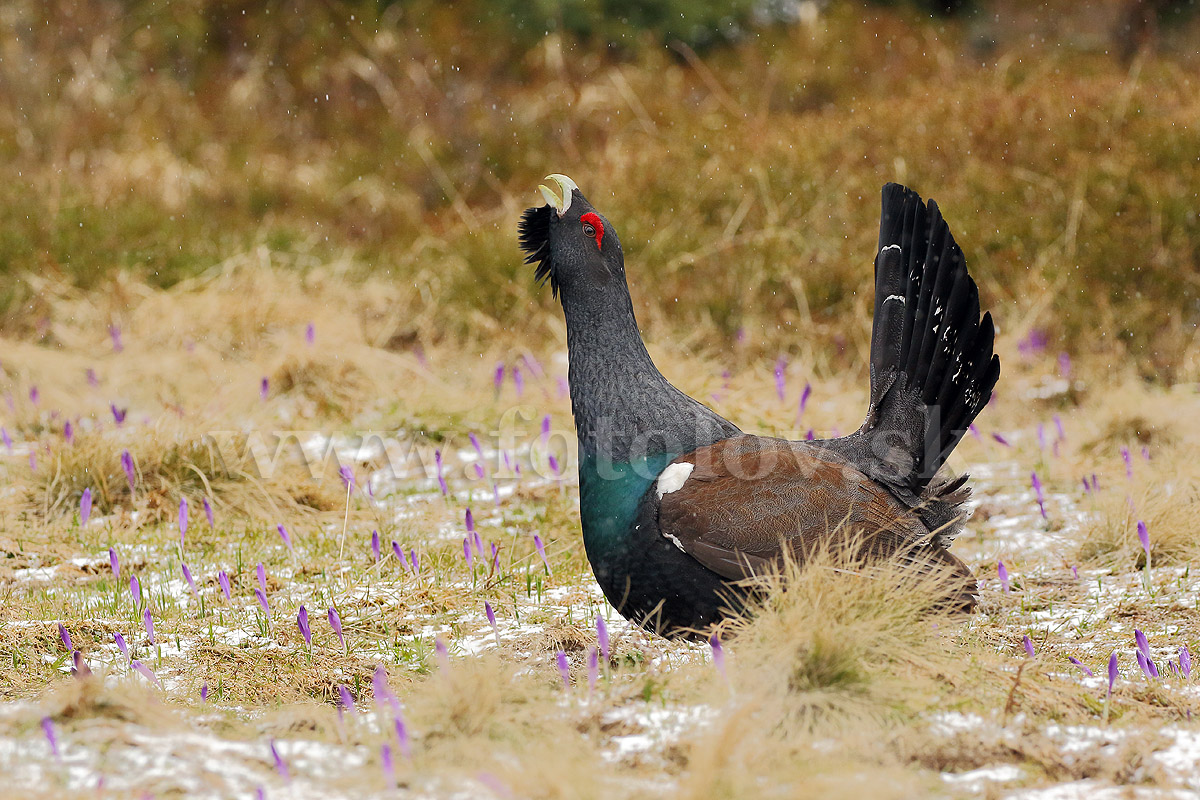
(2, 0, 1198, 379)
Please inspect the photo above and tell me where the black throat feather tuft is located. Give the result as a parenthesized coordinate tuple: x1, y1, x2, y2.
(519, 204, 557, 298)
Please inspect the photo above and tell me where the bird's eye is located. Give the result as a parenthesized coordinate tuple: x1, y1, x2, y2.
(582, 223, 595, 237)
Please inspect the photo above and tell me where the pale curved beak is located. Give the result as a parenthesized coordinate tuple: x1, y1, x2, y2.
(537, 174, 579, 217)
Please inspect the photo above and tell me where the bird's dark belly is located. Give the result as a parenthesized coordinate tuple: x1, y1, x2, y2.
(577, 453, 749, 639)
(587, 516, 745, 639)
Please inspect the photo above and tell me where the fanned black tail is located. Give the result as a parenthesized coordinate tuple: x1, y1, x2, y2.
(864, 183, 1000, 498)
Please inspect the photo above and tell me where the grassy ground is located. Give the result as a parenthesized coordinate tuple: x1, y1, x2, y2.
(2, 1, 1200, 797)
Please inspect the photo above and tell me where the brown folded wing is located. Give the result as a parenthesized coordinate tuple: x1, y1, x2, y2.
(656, 435, 953, 582)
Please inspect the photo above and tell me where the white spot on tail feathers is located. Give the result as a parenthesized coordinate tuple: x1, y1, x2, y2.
(884, 294, 906, 305)
(881, 244, 902, 253)
(656, 462, 694, 499)
(664, 533, 687, 552)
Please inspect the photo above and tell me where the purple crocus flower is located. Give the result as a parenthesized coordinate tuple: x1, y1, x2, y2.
(991, 433, 1011, 447)
(203, 497, 214, 527)
(270, 740, 290, 782)
(120, 449, 135, 489)
(483, 602, 500, 647)
(371, 530, 381, 563)
(218, 571, 232, 602)
(276, 524, 292, 551)
(533, 534, 550, 573)
(493, 363, 505, 394)
(465, 508, 475, 534)
(548, 453, 560, 478)
(130, 575, 141, 606)
(556, 650, 571, 688)
(1121, 447, 1133, 479)
(596, 615, 609, 663)
(588, 647, 599, 694)
(41, 717, 60, 760)
(1136, 650, 1158, 679)
(254, 588, 270, 616)
(339, 465, 355, 490)
(392, 541, 407, 570)
(1108, 653, 1119, 695)
(710, 633, 727, 679)
(998, 561, 1010, 593)
(797, 382, 812, 423)
(80, 488, 92, 527)
(381, 744, 395, 783)
(72, 650, 91, 680)
(463, 538, 474, 570)
(1031, 471, 1047, 519)
(434, 450, 448, 496)
(260, 377, 269, 400)
(109, 548, 119, 578)
(1023, 635, 1036, 658)
(1137, 521, 1150, 558)
(328, 608, 344, 648)
(182, 563, 198, 599)
(1135, 629, 1150, 660)
(111, 404, 127, 426)
(58, 623, 72, 652)
(522, 352, 545, 379)
(297, 606, 311, 646)
(395, 714, 412, 758)
(29, 385, 38, 406)
(373, 665, 399, 712)
(491, 542, 500, 572)
(1054, 414, 1066, 442)
(410, 549, 419, 573)
(1180, 646, 1192, 679)
(200, 683, 209, 702)
(1037, 424, 1046, 452)
(257, 563, 267, 593)
(114, 632, 128, 658)
(305, 322, 315, 344)
(338, 684, 355, 714)
(179, 497, 188, 543)
(64, 420, 74, 444)
(1083, 476, 1092, 494)
(513, 366, 524, 397)
(1068, 656, 1093, 677)
(143, 607, 154, 643)
(435, 637, 449, 670)
(774, 357, 786, 402)
(470, 431, 486, 460)
(1, 427, 10, 452)
(132, 659, 160, 687)
(109, 324, 123, 353)
(540, 416, 551, 449)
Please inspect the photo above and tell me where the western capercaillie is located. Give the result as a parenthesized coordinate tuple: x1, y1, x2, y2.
(520, 175, 999, 639)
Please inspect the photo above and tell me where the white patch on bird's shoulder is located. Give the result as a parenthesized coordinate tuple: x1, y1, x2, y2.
(664, 533, 687, 552)
(884, 294, 906, 305)
(880, 244, 902, 253)
(656, 462, 694, 499)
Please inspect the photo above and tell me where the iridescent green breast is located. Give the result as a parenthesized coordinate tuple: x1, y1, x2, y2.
(577, 451, 675, 562)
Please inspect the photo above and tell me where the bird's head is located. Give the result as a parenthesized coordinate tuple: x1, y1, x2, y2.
(519, 174, 624, 300)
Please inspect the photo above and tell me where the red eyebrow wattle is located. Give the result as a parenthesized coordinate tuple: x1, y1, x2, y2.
(581, 212, 604, 249)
